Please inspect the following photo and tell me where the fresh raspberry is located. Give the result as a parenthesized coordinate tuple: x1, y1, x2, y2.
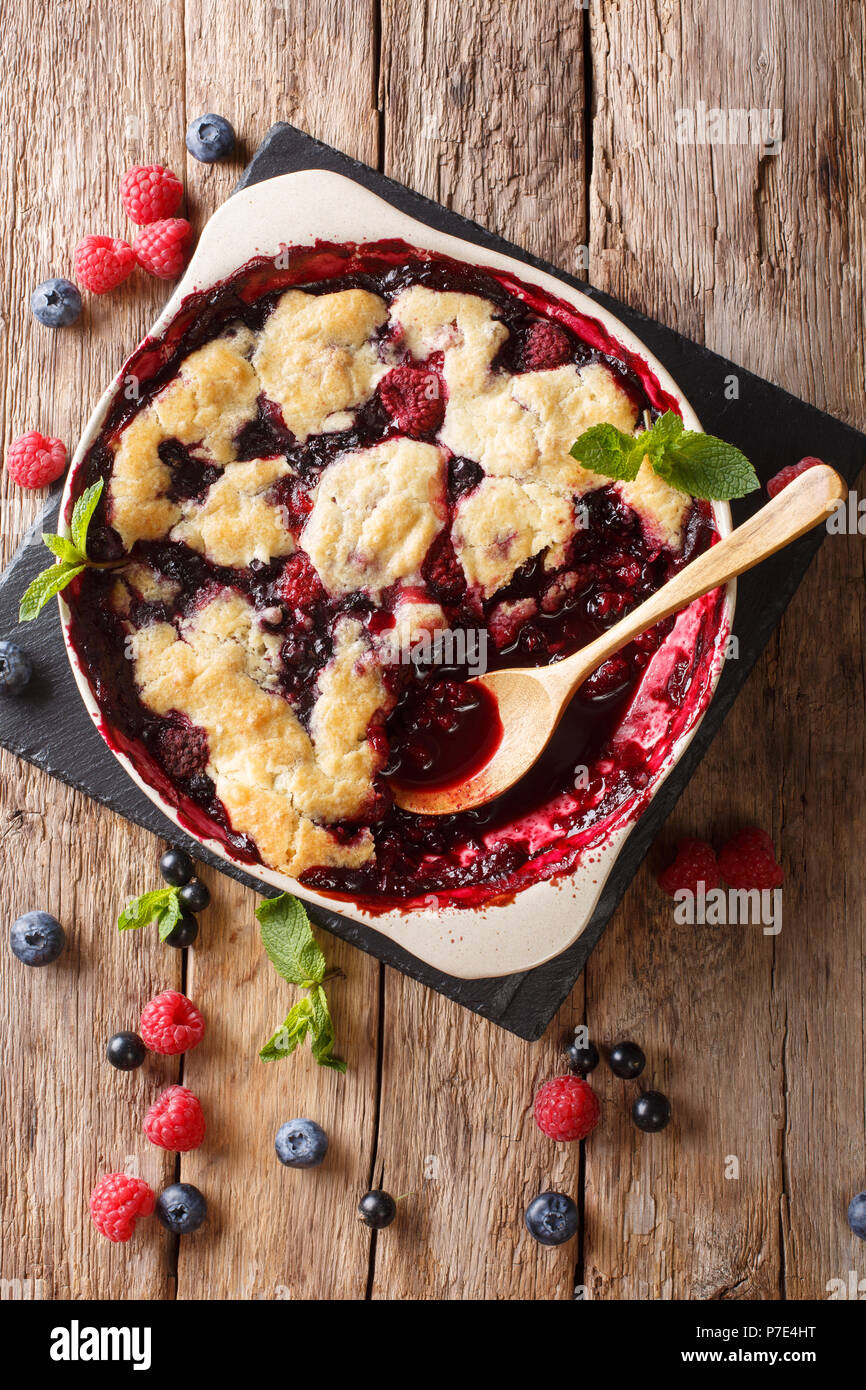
(133, 218, 193, 280)
(523, 321, 572, 371)
(767, 456, 824, 499)
(421, 531, 466, 604)
(90, 1173, 154, 1243)
(144, 1084, 206, 1152)
(657, 838, 720, 896)
(120, 164, 183, 225)
(280, 551, 325, 611)
(718, 827, 784, 890)
(379, 366, 445, 437)
(534, 1075, 600, 1143)
(139, 989, 205, 1055)
(74, 234, 136, 294)
(5, 431, 66, 489)
(154, 715, 209, 780)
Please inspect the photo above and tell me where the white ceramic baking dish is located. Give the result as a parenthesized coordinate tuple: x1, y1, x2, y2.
(58, 170, 734, 979)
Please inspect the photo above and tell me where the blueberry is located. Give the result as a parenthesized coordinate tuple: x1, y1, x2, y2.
(275, 1118, 328, 1168)
(159, 846, 194, 887)
(525, 1191, 579, 1246)
(186, 114, 235, 163)
(847, 1191, 866, 1241)
(0, 641, 32, 696)
(564, 1034, 599, 1075)
(10, 910, 65, 966)
(178, 878, 210, 913)
(358, 1190, 396, 1229)
(30, 278, 82, 328)
(163, 908, 199, 949)
(608, 1041, 646, 1079)
(156, 1182, 207, 1235)
(632, 1090, 671, 1133)
(106, 1030, 147, 1070)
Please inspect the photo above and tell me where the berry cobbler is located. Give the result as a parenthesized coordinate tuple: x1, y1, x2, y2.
(63, 241, 725, 910)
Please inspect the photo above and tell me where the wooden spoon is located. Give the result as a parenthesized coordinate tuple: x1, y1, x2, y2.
(394, 462, 846, 815)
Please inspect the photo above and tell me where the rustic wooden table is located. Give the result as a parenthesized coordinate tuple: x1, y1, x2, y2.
(1, 0, 864, 1303)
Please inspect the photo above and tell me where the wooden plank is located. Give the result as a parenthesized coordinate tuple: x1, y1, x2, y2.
(371, 0, 588, 1300)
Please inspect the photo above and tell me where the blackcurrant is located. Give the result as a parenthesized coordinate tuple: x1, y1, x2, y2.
(178, 878, 210, 913)
(632, 1091, 671, 1133)
(106, 1031, 147, 1070)
(159, 846, 194, 887)
(608, 1041, 646, 1079)
(358, 1190, 396, 1229)
(564, 1035, 600, 1075)
(164, 909, 199, 949)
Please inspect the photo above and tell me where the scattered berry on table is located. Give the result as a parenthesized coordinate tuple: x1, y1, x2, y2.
(767, 456, 825, 500)
(120, 164, 183, 225)
(563, 1035, 600, 1075)
(159, 846, 194, 887)
(534, 1074, 600, 1143)
(133, 218, 193, 280)
(90, 1172, 154, 1243)
(10, 910, 65, 966)
(106, 1030, 147, 1071)
(30, 277, 82, 327)
(379, 366, 445, 437)
(163, 908, 199, 949)
(144, 1084, 206, 1151)
(186, 113, 236, 163)
(632, 1090, 672, 1133)
(657, 837, 720, 897)
(608, 1041, 646, 1080)
(847, 1191, 866, 1241)
(524, 1191, 579, 1246)
(178, 878, 210, 913)
(358, 1190, 396, 1229)
(74, 234, 136, 294)
(0, 640, 33, 695)
(139, 989, 205, 1055)
(5, 431, 66, 490)
(522, 320, 572, 372)
(717, 827, 783, 891)
(156, 1182, 207, 1235)
(275, 1118, 328, 1168)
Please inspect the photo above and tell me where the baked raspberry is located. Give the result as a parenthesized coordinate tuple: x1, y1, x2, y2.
(133, 218, 193, 279)
(581, 654, 631, 699)
(379, 366, 445, 437)
(534, 1074, 600, 1143)
(90, 1172, 155, 1243)
(718, 827, 783, 890)
(5, 431, 66, 489)
(74, 235, 136, 294)
(421, 531, 465, 603)
(139, 989, 205, 1055)
(280, 551, 325, 612)
(489, 597, 537, 650)
(144, 1084, 206, 1152)
(523, 321, 572, 371)
(657, 837, 720, 896)
(767, 456, 824, 499)
(154, 715, 209, 780)
(120, 164, 183, 225)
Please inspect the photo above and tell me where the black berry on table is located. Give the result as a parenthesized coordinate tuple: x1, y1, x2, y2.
(275, 1118, 328, 1168)
(632, 1091, 672, 1133)
(164, 909, 199, 949)
(0, 640, 32, 696)
(178, 878, 210, 913)
(524, 1191, 579, 1246)
(564, 1035, 600, 1074)
(159, 846, 194, 887)
(358, 1190, 397, 1229)
(106, 1031, 147, 1070)
(9, 910, 65, 966)
(848, 1191, 866, 1241)
(608, 1041, 646, 1079)
(155, 1182, 207, 1235)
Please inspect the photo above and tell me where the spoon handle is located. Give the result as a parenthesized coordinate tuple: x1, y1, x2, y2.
(546, 463, 847, 703)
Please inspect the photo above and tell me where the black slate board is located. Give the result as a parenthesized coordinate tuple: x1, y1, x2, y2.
(1, 123, 864, 1040)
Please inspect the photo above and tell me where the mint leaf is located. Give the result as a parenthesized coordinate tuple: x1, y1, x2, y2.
(308, 985, 346, 1073)
(256, 893, 326, 988)
(19, 561, 86, 622)
(70, 478, 104, 556)
(656, 433, 760, 500)
(635, 409, 683, 460)
(259, 998, 314, 1061)
(570, 421, 643, 481)
(42, 533, 84, 565)
(118, 886, 182, 940)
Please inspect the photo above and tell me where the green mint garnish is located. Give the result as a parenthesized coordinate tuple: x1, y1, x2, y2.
(257, 893, 345, 1072)
(118, 886, 183, 942)
(19, 478, 104, 622)
(570, 410, 759, 501)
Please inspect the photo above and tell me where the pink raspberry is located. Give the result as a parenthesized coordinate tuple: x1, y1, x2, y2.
(139, 989, 205, 1056)
(120, 164, 183, 225)
(144, 1084, 206, 1152)
(534, 1075, 600, 1143)
(5, 431, 66, 489)
(74, 234, 136, 294)
(657, 838, 720, 897)
(523, 321, 572, 371)
(421, 531, 466, 603)
(90, 1173, 154, 1243)
(133, 218, 193, 279)
(718, 827, 783, 890)
(767, 456, 824, 499)
(280, 551, 325, 611)
(379, 366, 445, 437)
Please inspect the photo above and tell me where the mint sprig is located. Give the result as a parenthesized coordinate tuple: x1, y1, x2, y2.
(257, 893, 345, 1072)
(19, 478, 104, 622)
(118, 886, 183, 942)
(570, 410, 759, 501)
